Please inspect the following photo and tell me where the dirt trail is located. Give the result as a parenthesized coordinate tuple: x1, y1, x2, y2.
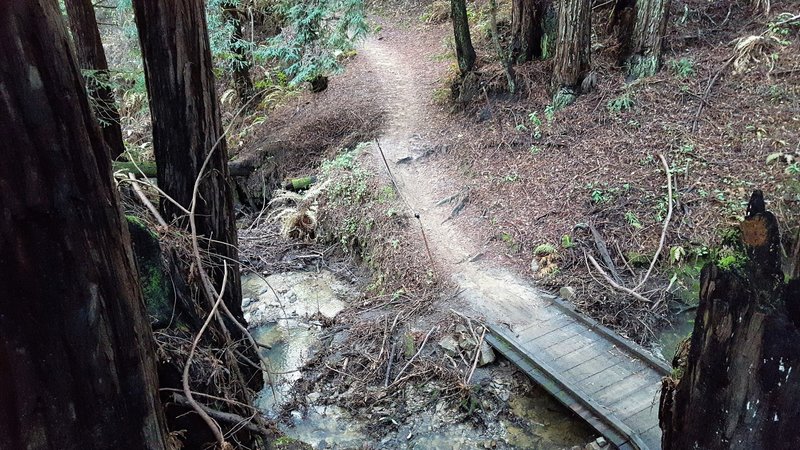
(359, 35, 554, 328)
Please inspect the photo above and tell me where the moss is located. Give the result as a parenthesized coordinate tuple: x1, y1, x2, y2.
(114, 161, 157, 177)
(625, 251, 652, 268)
(627, 55, 659, 80)
(552, 88, 577, 110)
(404, 333, 416, 358)
(126, 215, 173, 328)
(273, 436, 313, 450)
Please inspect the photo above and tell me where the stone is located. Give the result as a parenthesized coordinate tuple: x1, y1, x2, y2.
(478, 340, 496, 366)
(438, 335, 459, 355)
(459, 336, 477, 351)
(307, 392, 321, 403)
(595, 437, 608, 447)
(559, 286, 576, 301)
(530, 257, 540, 273)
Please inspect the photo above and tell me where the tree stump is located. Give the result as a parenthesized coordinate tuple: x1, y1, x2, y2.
(659, 190, 800, 450)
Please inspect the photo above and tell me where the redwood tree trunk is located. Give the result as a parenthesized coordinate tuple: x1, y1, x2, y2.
(626, 0, 671, 79)
(64, 0, 126, 159)
(607, 0, 636, 64)
(451, 0, 476, 75)
(0, 1, 168, 448)
(659, 191, 800, 450)
(551, 0, 592, 106)
(131, 0, 244, 322)
(510, 0, 547, 62)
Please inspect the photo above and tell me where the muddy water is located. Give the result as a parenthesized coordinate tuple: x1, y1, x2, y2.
(242, 271, 596, 449)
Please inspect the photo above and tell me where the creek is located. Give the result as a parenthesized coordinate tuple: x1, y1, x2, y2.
(241, 271, 597, 449)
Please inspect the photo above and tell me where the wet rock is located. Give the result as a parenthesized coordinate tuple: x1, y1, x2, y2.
(459, 336, 477, 351)
(585, 437, 608, 450)
(559, 286, 576, 301)
(479, 341, 496, 366)
(438, 335, 459, 355)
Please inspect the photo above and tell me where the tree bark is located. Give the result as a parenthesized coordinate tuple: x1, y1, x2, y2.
(0, 1, 169, 448)
(626, 0, 671, 79)
(222, 1, 255, 104)
(607, 0, 636, 64)
(551, 0, 592, 107)
(510, 0, 548, 62)
(64, 0, 126, 159)
(451, 0, 476, 75)
(131, 0, 244, 323)
(659, 191, 800, 450)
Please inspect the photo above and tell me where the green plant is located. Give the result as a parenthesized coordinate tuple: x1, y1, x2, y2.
(528, 112, 543, 139)
(500, 232, 520, 253)
(533, 243, 556, 257)
(265, 0, 368, 85)
(668, 58, 695, 78)
(377, 185, 396, 203)
(670, 245, 687, 264)
(607, 92, 635, 113)
(560, 234, 575, 249)
(503, 172, 520, 183)
(544, 104, 556, 124)
(529, 145, 542, 156)
(590, 189, 609, 204)
(624, 211, 643, 229)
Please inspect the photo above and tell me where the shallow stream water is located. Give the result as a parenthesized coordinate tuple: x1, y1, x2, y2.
(242, 271, 596, 449)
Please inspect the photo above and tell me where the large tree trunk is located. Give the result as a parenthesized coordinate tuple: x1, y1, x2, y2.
(131, 0, 244, 324)
(551, 0, 593, 107)
(510, 0, 547, 62)
(659, 191, 800, 450)
(63, 0, 126, 159)
(222, 1, 255, 104)
(0, 1, 169, 448)
(451, 0, 476, 75)
(626, 0, 671, 79)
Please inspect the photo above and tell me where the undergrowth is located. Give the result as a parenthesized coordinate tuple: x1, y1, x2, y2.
(317, 144, 443, 300)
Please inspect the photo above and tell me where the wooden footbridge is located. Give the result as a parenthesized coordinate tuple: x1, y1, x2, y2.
(482, 292, 670, 450)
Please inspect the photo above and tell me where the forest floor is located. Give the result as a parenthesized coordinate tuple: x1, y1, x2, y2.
(227, 1, 800, 447)
(239, 0, 800, 348)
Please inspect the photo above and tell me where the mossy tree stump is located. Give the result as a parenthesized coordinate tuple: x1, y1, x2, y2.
(659, 191, 800, 450)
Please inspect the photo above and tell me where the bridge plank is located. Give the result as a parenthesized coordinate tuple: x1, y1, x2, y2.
(482, 287, 667, 450)
(526, 322, 587, 349)
(515, 315, 577, 342)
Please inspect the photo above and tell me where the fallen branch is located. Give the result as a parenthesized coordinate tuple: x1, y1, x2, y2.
(392, 326, 436, 385)
(171, 393, 271, 436)
(587, 253, 653, 304)
(465, 326, 486, 385)
(589, 223, 623, 284)
(632, 154, 673, 292)
(691, 56, 734, 132)
(384, 342, 396, 388)
(127, 173, 168, 228)
(183, 262, 228, 448)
